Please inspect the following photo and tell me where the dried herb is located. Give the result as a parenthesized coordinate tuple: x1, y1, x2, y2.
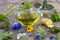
(0, 22, 10, 31)
(35, 27, 45, 39)
(49, 27, 60, 34)
(3, 22, 10, 31)
(51, 13, 60, 22)
(5, 32, 13, 39)
(1, 32, 13, 40)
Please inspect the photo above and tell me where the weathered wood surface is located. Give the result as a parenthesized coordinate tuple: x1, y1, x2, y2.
(0, 0, 60, 40)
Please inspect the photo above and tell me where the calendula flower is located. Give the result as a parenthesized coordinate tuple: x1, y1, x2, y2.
(27, 25, 33, 32)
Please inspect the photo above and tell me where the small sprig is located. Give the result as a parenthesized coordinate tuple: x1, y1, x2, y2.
(34, 0, 54, 10)
(51, 12, 60, 22)
(2, 32, 13, 40)
(0, 14, 10, 31)
(19, 2, 30, 10)
(0, 14, 8, 22)
(49, 27, 60, 34)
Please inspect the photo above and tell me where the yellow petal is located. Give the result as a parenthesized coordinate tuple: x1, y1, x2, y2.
(47, 25, 54, 28)
(42, 18, 53, 25)
(27, 25, 33, 32)
(45, 19, 53, 25)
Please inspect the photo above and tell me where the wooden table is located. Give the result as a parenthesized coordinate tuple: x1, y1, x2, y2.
(0, 0, 60, 40)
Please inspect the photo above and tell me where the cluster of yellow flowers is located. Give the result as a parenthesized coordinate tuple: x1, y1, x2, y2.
(41, 18, 54, 28)
(4, 4, 17, 16)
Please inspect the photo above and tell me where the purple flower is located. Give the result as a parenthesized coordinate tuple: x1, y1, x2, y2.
(11, 23, 22, 30)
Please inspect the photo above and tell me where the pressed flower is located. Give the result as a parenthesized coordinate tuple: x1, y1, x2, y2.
(27, 25, 33, 32)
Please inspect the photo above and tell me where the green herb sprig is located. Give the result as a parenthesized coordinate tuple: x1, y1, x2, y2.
(49, 27, 60, 34)
(0, 14, 10, 31)
(19, 2, 30, 10)
(0, 14, 8, 22)
(34, 0, 54, 10)
(0, 32, 13, 40)
(51, 12, 60, 22)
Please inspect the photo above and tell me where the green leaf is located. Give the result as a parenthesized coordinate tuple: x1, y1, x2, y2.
(2, 36, 8, 40)
(24, 2, 30, 9)
(34, 3, 41, 8)
(35, 27, 45, 35)
(19, 2, 30, 10)
(35, 27, 45, 39)
(1, 32, 13, 40)
(4, 22, 10, 27)
(46, 4, 54, 10)
(5, 32, 13, 39)
(19, 5, 25, 10)
(0, 32, 4, 39)
(0, 14, 8, 22)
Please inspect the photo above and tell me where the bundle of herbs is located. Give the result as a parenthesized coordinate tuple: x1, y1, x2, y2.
(0, 14, 10, 31)
(0, 32, 13, 40)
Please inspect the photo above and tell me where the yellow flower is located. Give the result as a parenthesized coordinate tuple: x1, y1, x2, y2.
(42, 18, 53, 24)
(45, 19, 53, 25)
(41, 18, 54, 28)
(27, 25, 33, 33)
(47, 25, 54, 28)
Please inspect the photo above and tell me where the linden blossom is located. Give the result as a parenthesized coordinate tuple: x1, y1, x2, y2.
(41, 18, 54, 28)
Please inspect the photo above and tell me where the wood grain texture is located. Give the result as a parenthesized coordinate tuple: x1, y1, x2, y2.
(0, 0, 60, 40)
